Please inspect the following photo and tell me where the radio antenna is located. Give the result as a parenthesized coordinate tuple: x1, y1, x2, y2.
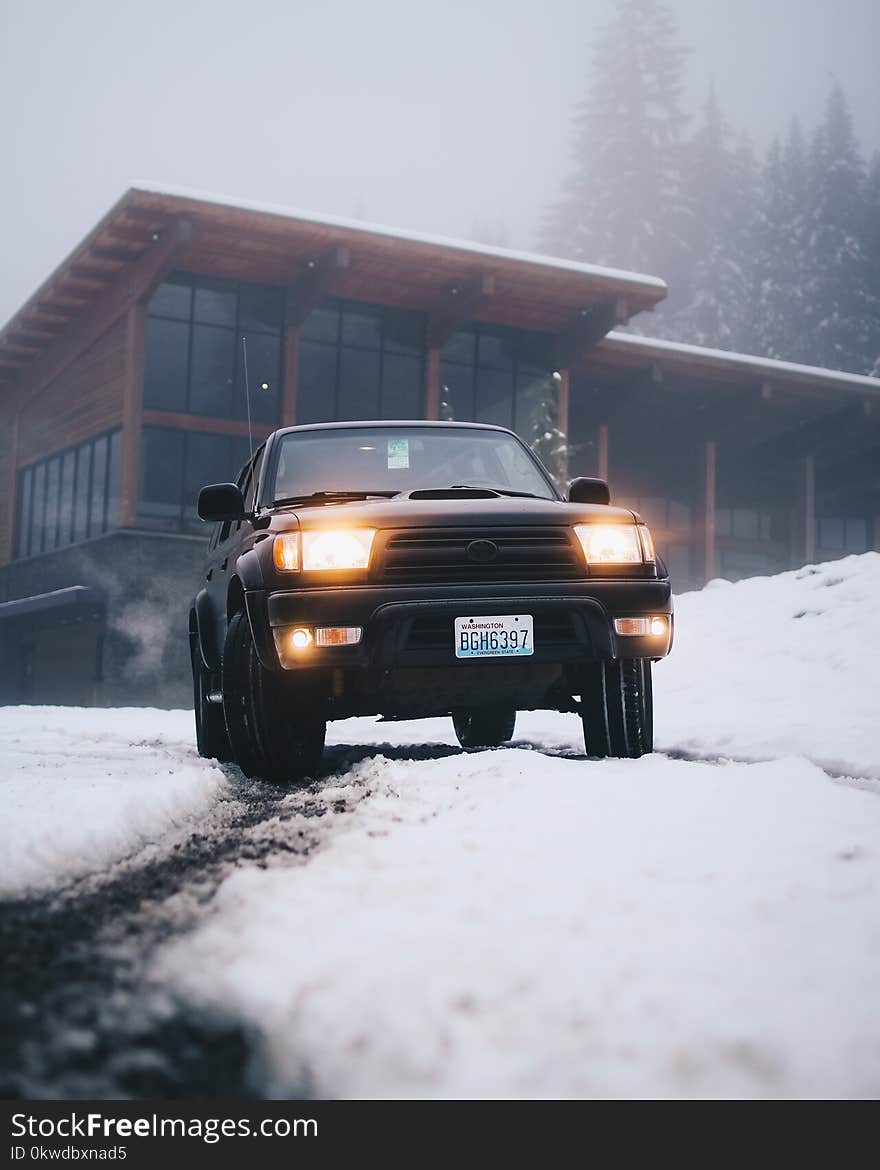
(241, 335, 255, 467)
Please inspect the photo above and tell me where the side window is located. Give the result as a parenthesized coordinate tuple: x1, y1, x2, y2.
(242, 446, 265, 515)
(219, 460, 251, 544)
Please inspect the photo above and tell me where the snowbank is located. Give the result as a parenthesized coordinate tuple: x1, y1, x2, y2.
(158, 748, 880, 1099)
(0, 707, 227, 896)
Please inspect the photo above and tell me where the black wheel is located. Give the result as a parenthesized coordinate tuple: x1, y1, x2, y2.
(452, 706, 517, 750)
(191, 639, 232, 762)
(221, 610, 326, 783)
(581, 658, 653, 759)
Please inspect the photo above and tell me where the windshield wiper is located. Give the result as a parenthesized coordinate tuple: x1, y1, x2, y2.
(274, 490, 400, 507)
(448, 484, 544, 499)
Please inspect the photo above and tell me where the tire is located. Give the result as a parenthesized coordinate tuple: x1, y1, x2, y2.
(191, 639, 232, 762)
(221, 610, 326, 783)
(452, 706, 517, 750)
(581, 658, 653, 759)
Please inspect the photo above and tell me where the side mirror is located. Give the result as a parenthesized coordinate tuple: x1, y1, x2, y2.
(568, 477, 611, 506)
(198, 482, 246, 522)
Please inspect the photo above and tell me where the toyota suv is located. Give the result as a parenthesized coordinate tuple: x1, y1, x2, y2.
(190, 421, 673, 781)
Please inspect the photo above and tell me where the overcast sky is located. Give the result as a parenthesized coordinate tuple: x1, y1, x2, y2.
(2, 0, 878, 326)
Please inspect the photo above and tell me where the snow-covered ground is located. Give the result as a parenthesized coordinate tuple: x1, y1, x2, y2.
(0, 707, 227, 896)
(2, 552, 879, 1097)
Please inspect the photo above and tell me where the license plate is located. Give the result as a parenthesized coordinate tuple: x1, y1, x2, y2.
(454, 614, 534, 658)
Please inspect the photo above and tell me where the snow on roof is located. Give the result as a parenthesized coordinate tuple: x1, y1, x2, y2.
(130, 181, 668, 295)
(603, 330, 880, 393)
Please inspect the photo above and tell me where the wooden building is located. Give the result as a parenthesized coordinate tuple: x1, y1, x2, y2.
(1, 185, 878, 704)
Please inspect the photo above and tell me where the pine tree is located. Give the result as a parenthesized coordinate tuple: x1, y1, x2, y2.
(540, 0, 690, 294)
(667, 90, 759, 350)
(753, 120, 811, 362)
(530, 374, 569, 488)
(801, 85, 877, 372)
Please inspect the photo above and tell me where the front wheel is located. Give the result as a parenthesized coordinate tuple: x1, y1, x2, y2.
(580, 659, 653, 759)
(222, 611, 326, 783)
(452, 706, 517, 750)
(191, 640, 232, 762)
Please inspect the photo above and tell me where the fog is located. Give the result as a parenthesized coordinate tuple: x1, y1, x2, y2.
(2, 0, 878, 326)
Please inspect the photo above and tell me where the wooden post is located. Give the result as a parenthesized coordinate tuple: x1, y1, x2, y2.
(281, 327, 298, 426)
(598, 423, 609, 481)
(118, 305, 145, 528)
(556, 369, 570, 483)
(803, 454, 815, 564)
(704, 439, 717, 582)
(425, 348, 440, 420)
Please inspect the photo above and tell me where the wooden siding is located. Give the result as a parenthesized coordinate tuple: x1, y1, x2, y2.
(16, 317, 127, 468)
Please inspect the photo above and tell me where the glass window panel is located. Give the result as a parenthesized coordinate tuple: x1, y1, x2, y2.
(380, 353, 423, 419)
(190, 324, 235, 417)
(184, 433, 237, 533)
(144, 317, 190, 411)
(383, 308, 426, 356)
(242, 446, 265, 513)
(760, 513, 772, 542)
(818, 517, 843, 549)
(138, 428, 185, 530)
(475, 366, 514, 428)
(441, 328, 477, 365)
(44, 457, 61, 552)
(477, 328, 516, 370)
(194, 277, 237, 327)
(89, 435, 108, 536)
(715, 508, 731, 537)
(338, 347, 381, 420)
(669, 500, 692, 530)
(236, 331, 281, 423)
(514, 368, 550, 441)
(341, 305, 382, 350)
(297, 340, 338, 424)
(106, 431, 121, 530)
(299, 303, 340, 343)
(148, 274, 192, 320)
(516, 330, 555, 369)
(845, 518, 867, 552)
(238, 283, 284, 333)
(73, 444, 91, 543)
(31, 461, 46, 554)
(732, 508, 759, 540)
(59, 450, 76, 546)
(439, 361, 474, 422)
(18, 467, 33, 558)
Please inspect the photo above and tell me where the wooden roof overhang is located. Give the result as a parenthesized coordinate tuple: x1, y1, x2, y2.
(0, 186, 668, 402)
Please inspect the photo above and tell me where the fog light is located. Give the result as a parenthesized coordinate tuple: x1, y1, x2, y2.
(614, 616, 669, 637)
(315, 626, 362, 647)
(290, 627, 313, 650)
(614, 617, 650, 635)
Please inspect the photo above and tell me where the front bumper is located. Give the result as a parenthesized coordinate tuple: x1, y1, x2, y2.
(247, 578, 673, 671)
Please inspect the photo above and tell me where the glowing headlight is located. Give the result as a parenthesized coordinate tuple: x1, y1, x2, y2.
(302, 529, 376, 571)
(574, 523, 645, 565)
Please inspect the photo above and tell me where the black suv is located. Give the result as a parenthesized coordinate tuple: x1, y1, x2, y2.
(190, 421, 673, 780)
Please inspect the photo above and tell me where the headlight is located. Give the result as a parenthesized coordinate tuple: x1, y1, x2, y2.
(273, 534, 300, 572)
(574, 523, 649, 565)
(302, 529, 376, 571)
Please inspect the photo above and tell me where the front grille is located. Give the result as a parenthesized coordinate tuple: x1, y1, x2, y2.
(380, 527, 582, 583)
(406, 611, 578, 652)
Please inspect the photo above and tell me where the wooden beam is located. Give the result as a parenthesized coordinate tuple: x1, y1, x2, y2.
(118, 306, 145, 528)
(803, 454, 815, 564)
(598, 423, 609, 481)
(285, 247, 351, 329)
(141, 409, 274, 439)
(704, 439, 717, 582)
(556, 297, 628, 369)
(13, 216, 191, 409)
(281, 328, 299, 426)
(426, 275, 495, 349)
(425, 348, 441, 419)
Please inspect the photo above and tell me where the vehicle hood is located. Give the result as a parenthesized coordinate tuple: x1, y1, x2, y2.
(268, 494, 638, 532)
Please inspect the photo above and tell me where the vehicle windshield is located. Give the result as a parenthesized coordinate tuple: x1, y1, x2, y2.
(271, 426, 556, 503)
